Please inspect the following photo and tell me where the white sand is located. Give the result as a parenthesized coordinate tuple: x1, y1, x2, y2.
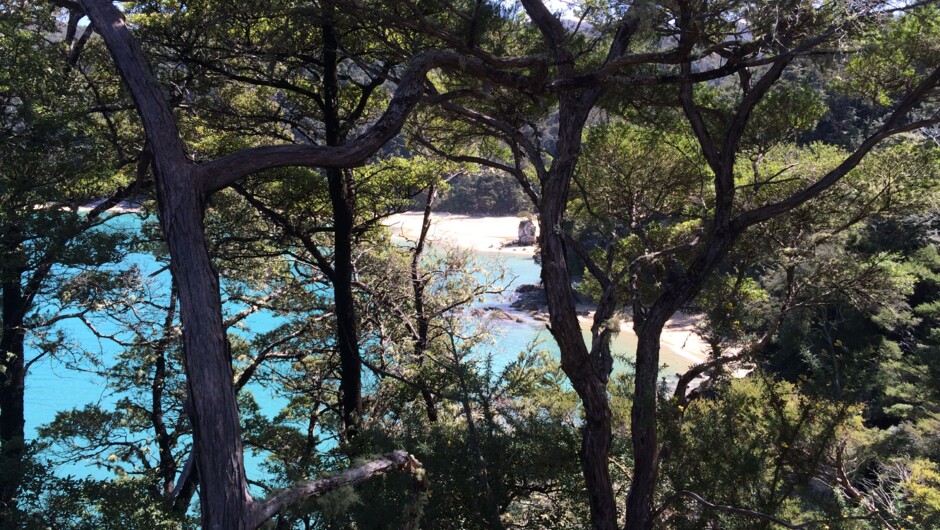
(653, 313, 711, 365)
(384, 212, 711, 365)
(575, 311, 710, 366)
(382, 212, 537, 254)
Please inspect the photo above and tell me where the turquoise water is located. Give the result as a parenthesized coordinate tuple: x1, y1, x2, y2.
(25, 222, 696, 482)
(24, 214, 289, 480)
(463, 245, 695, 374)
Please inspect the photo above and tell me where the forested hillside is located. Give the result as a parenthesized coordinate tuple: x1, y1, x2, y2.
(1, 1, 939, 529)
(415, 170, 532, 215)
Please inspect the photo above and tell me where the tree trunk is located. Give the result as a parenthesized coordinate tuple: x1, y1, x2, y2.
(152, 289, 178, 497)
(624, 323, 665, 530)
(327, 168, 363, 436)
(539, 174, 618, 530)
(413, 184, 438, 424)
(0, 275, 26, 520)
(321, 9, 363, 437)
(155, 165, 253, 529)
(624, 233, 737, 530)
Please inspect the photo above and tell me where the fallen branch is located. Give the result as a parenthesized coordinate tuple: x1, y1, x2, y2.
(249, 450, 423, 528)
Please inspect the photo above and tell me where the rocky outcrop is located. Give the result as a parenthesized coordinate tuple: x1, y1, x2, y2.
(511, 283, 547, 311)
(518, 219, 537, 245)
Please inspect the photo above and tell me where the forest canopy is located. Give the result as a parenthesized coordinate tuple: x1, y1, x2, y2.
(0, 0, 939, 529)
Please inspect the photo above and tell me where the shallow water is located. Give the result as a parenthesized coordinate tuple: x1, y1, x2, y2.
(471, 247, 696, 374)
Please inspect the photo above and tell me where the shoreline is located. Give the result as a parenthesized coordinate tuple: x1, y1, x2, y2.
(383, 212, 711, 366)
(79, 199, 144, 213)
(581, 311, 709, 366)
(382, 212, 539, 255)
(507, 305, 709, 368)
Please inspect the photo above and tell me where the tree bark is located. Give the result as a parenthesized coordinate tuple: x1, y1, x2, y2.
(624, 227, 736, 530)
(151, 289, 178, 497)
(155, 165, 254, 529)
(0, 274, 26, 519)
(624, 322, 666, 530)
(328, 168, 363, 436)
(322, 9, 362, 437)
(539, 168, 617, 530)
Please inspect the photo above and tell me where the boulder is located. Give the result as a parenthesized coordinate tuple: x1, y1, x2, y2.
(518, 219, 537, 245)
(511, 283, 547, 311)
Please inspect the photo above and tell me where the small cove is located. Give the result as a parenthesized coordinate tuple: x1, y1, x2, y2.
(26, 216, 701, 481)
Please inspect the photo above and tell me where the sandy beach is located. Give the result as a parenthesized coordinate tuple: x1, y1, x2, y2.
(642, 313, 710, 365)
(572, 311, 709, 366)
(384, 212, 710, 365)
(383, 212, 538, 255)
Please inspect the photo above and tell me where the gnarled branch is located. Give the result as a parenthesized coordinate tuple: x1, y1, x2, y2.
(249, 451, 423, 528)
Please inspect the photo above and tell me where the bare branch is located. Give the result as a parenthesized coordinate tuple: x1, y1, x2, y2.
(249, 451, 422, 528)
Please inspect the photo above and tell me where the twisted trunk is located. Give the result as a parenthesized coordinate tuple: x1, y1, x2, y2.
(155, 164, 253, 529)
(539, 171, 617, 530)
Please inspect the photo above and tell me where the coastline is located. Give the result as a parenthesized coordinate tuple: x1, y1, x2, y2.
(382, 212, 539, 255)
(78, 199, 144, 213)
(385, 211, 710, 366)
(575, 311, 710, 367)
(644, 313, 711, 366)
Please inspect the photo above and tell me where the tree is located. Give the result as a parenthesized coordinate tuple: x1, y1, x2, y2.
(43, 0, 940, 527)
(660, 376, 854, 529)
(393, 1, 940, 528)
(131, 0, 415, 436)
(0, 3, 142, 521)
(65, 0, 486, 526)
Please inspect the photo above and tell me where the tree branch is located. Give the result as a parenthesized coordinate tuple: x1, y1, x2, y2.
(653, 490, 878, 529)
(78, 0, 189, 169)
(735, 67, 940, 229)
(249, 450, 422, 528)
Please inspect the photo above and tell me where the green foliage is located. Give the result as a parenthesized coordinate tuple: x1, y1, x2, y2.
(431, 170, 531, 215)
(906, 459, 940, 528)
(661, 376, 853, 529)
(351, 349, 590, 529)
(569, 120, 708, 301)
(25, 476, 188, 529)
(11, 0, 940, 528)
(839, 6, 940, 106)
